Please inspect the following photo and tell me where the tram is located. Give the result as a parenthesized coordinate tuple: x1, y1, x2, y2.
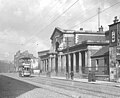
(18, 57, 31, 77)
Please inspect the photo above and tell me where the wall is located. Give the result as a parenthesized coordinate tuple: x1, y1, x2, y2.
(51, 30, 62, 52)
(77, 34, 105, 43)
(91, 55, 109, 75)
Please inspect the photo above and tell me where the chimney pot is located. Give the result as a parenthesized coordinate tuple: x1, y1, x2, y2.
(80, 28, 83, 30)
(113, 16, 119, 23)
(99, 25, 103, 32)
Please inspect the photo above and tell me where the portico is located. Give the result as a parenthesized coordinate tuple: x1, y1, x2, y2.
(38, 27, 109, 78)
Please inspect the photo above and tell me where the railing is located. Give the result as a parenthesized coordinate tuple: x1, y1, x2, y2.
(83, 66, 109, 75)
(81, 66, 109, 81)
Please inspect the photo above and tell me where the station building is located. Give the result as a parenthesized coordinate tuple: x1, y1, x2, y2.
(38, 26, 109, 78)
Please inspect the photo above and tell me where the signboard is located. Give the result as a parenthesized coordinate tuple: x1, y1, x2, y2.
(110, 29, 117, 46)
(116, 46, 120, 55)
(117, 31, 120, 46)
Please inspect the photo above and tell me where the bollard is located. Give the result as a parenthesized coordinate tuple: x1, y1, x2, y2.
(88, 71, 92, 82)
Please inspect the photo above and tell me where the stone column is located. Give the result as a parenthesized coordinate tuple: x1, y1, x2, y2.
(85, 51, 88, 67)
(84, 51, 88, 73)
(58, 52, 63, 73)
(58, 55, 60, 73)
(43, 60, 44, 72)
(43, 60, 45, 72)
(79, 52, 82, 77)
(73, 53, 76, 73)
(61, 55, 64, 73)
(69, 54, 71, 73)
(87, 50, 91, 71)
(49, 55, 52, 72)
(59, 55, 62, 72)
(45, 59, 47, 72)
(51, 57, 53, 72)
(64, 55, 66, 73)
(40, 60, 42, 71)
(52, 55, 55, 72)
(41, 60, 43, 71)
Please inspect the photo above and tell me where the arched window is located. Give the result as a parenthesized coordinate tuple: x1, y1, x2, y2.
(55, 42, 59, 51)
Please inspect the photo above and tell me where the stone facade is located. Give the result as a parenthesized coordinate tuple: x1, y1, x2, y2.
(38, 27, 109, 78)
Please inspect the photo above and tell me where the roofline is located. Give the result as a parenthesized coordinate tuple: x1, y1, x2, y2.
(109, 22, 120, 27)
(72, 32, 105, 35)
(50, 27, 105, 40)
(50, 27, 64, 40)
(91, 53, 109, 58)
(38, 50, 49, 54)
(61, 41, 109, 52)
(60, 31, 105, 35)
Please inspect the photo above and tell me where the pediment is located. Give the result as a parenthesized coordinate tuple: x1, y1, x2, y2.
(50, 27, 64, 40)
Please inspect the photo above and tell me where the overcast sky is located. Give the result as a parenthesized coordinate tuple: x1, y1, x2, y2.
(0, 0, 119, 61)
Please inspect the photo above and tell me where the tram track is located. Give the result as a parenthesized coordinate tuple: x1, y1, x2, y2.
(25, 76, 120, 98)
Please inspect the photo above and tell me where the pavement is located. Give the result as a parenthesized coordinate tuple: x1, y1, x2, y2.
(39, 74, 120, 87)
(22, 73, 120, 87)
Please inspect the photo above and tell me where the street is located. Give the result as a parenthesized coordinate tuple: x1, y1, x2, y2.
(2, 73, 120, 98)
(0, 74, 72, 98)
(25, 75, 120, 98)
(0, 75, 40, 98)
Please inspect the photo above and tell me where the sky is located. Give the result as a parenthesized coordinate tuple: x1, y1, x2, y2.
(0, 0, 120, 61)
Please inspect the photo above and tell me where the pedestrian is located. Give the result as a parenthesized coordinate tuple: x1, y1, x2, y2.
(66, 72, 68, 79)
(70, 71, 74, 80)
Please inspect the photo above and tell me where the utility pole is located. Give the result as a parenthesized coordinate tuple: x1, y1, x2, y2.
(98, 7, 101, 29)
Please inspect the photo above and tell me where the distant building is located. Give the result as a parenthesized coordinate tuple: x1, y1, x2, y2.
(14, 50, 35, 72)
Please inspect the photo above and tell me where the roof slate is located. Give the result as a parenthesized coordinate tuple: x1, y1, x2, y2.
(91, 45, 109, 58)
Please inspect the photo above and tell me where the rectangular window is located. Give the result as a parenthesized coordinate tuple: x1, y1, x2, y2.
(104, 58, 108, 74)
(104, 58, 107, 65)
(96, 59, 99, 71)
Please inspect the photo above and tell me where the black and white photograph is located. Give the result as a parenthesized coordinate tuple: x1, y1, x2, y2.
(0, 0, 120, 98)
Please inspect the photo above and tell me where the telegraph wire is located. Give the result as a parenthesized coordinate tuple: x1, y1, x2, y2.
(35, 0, 79, 34)
(60, 0, 116, 29)
(58, 2, 99, 28)
(33, 0, 74, 34)
(32, 0, 60, 28)
(33, 0, 66, 33)
(70, 1, 120, 29)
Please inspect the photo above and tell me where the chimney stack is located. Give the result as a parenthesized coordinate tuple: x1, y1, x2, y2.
(113, 16, 119, 24)
(80, 28, 83, 31)
(99, 25, 103, 32)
